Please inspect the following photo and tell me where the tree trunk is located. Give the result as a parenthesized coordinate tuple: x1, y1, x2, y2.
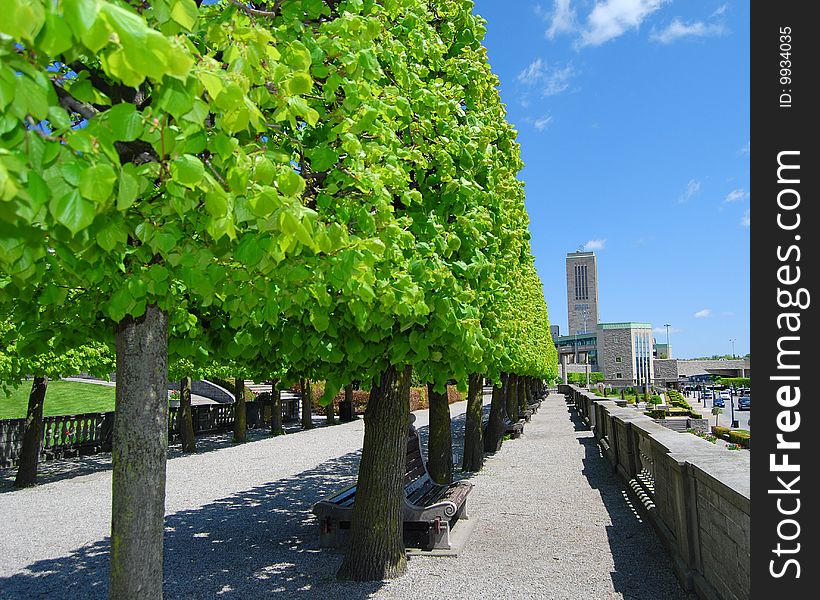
(484, 373, 508, 453)
(271, 380, 285, 436)
(426, 383, 452, 484)
(326, 391, 337, 425)
(461, 373, 484, 472)
(14, 376, 47, 488)
(518, 375, 529, 415)
(110, 305, 168, 600)
(506, 374, 519, 422)
(340, 383, 356, 421)
(337, 364, 410, 581)
(179, 376, 196, 453)
(301, 378, 314, 429)
(233, 377, 246, 443)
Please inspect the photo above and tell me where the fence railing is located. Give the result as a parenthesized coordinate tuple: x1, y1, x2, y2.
(0, 396, 301, 469)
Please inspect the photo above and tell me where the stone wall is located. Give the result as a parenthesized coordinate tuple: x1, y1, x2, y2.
(654, 359, 680, 386)
(561, 385, 750, 600)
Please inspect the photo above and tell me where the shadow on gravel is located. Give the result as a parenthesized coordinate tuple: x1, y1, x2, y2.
(0, 417, 346, 494)
(0, 450, 384, 599)
(567, 404, 692, 600)
(0, 401, 490, 599)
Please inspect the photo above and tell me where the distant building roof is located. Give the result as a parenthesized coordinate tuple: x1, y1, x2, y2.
(597, 322, 652, 330)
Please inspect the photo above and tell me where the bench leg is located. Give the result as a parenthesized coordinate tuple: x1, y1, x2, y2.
(319, 517, 343, 548)
(428, 517, 452, 550)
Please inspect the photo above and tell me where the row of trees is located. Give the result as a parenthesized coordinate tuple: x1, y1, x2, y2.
(0, 0, 556, 594)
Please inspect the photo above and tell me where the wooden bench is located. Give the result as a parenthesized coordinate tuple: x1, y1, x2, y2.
(504, 416, 524, 438)
(312, 416, 473, 551)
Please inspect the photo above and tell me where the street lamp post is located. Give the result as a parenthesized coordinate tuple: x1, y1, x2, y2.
(664, 323, 671, 358)
(730, 338, 736, 359)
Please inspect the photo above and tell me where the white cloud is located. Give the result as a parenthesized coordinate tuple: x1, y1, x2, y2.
(579, 0, 668, 47)
(517, 59, 575, 97)
(694, 308, 712, 318)
(583, 238, 606, 251)
(517, 58, 546, 85)
(533, 115, 554, 130)
(723, 188, 748, 203)
(741, 208, 750, 227)
(678, 179, 701, 203)
(547, 0, 577, 39)
(650, 18, 727, 43)
(712, 3, 728, 17)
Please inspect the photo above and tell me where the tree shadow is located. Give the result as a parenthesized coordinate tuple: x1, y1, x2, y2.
(567, 404, 693, 599)
(0, 403, 493, 598)
(0, 450, 390, 599)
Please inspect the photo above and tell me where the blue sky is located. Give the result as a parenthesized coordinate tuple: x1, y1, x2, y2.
(472, 0, 750, 359)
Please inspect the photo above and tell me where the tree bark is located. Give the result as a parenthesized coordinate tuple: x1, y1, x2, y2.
(14, 376, 47, 488)
(340, 383, 356, 421)
(461, 373, 484, 472)
(337, 364, 410, 581)
(506, 374, 519, 422)
(301, 378, 314, 429)
(178, 376, 196, 453)
(270, 380, 285, 436)
(484, 373, 508, 452)
(326, 390, 337, 424)
(518, 374, 529, 415)
(110, 304, 168, 600)
(233, 377, 247, 443)
(426, 383, 452, 484)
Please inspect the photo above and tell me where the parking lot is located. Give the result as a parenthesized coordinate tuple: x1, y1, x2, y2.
(684, 389, 750, 430)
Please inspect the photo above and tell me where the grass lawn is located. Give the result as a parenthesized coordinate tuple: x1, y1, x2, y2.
(0, 380, 116, 420)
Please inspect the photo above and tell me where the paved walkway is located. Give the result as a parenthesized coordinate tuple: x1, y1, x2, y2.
(0, 394, 691, 599)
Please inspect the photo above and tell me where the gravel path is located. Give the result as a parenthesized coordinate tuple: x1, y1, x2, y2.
(0, 393, 691, 599)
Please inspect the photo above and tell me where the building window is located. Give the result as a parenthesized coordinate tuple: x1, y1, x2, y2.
(615, 373, 623, 379)
(615, 357, 622, 363)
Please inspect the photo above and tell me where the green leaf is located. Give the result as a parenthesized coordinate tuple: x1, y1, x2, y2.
(63, 0, 100, 37)
(38, 12, 73, 56)
(79, 164, 117, 203)
(106, 103, 143, 141)
(117, 166, 140, 210)
(52, 189, 95, 234)
(287, 73, 313, 96)
(277, 169, 305, 197)
(0, 0, 45, 42)
(307, 145, 338, 172)
(171, 154, 204, 188)
(107, 288, 133, 322)
(170, 0, 199, 31)
(95, 220, 128, 251)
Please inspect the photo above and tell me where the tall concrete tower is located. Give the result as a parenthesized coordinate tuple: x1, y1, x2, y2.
(566, 251, 600, 335)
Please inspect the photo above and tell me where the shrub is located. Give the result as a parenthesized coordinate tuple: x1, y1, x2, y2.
(728, 431, 751, 447)
(646, 410, 666, 419)
(689, 412, 703, 419)
(712, 426, 730, 437)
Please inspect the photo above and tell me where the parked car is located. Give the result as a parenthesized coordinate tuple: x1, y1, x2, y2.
(713, 396, 725, 408)
(702, 390, 714, 400)
(738, 396, 751, 410)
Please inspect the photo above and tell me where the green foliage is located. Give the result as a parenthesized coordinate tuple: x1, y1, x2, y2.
(1, 0, 555, 401)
